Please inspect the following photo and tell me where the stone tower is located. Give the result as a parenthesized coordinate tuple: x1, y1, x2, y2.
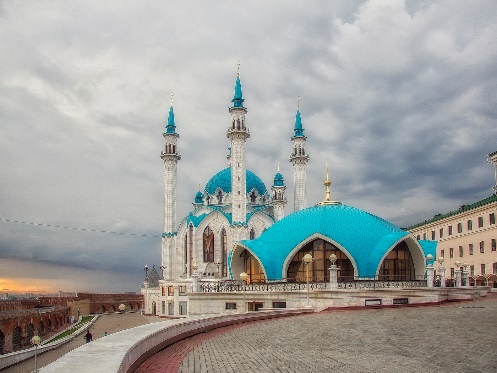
(289, 102, 309, 211)
(161, 98, 181, 279)
(271, 164, 287, 221)
(227, 68, 250, 241)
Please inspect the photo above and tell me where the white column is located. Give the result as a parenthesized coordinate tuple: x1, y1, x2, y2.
(426, 265, 434, 288)
(439, 266, 446, 288)
(329, 264, 338, 289)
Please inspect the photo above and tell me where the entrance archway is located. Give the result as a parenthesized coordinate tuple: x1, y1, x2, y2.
(378, 241, 415, 280)
(239, 249, 265, 283)
(286, 238, 354, 281)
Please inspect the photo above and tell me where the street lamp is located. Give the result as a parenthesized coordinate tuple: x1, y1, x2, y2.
(240, 272, 248, 312)
(31, 335, 41, 373)
(303, 253, 313, 307)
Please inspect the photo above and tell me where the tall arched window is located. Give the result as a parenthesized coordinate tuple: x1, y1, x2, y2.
(250, 229, 255, 240)
(378, 241, 414, 280)
(188, 224, 194, 274)
(287, 239, 353, 281)
(221, 229, 227, 277)
(240, 249, 265, 283)
(184, 233, 188, 274)
(203, 226, 214, 262)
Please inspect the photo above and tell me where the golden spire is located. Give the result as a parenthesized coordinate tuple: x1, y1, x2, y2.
(317, 162, 341, 206)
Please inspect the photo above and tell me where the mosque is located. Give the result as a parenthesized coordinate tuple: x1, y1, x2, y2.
(143, 70, 443, 316)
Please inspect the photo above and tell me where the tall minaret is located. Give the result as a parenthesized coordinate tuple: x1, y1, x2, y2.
(227, 64, 250, 233)
(271, 163, 287, 221)
(160, 94, 181, 279)
(289, 98, 309, 211)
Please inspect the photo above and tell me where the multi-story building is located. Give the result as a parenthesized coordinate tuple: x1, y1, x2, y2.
(408, 151, 497, 287)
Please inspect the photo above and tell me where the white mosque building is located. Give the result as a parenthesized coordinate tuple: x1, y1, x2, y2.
(142, 70, 456, 317)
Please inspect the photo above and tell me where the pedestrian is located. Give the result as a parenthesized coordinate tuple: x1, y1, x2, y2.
(84, 330, 92, 343)
(103, 331, 108, 337)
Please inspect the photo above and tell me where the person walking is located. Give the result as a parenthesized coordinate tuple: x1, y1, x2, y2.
(84, 330, 92, 343)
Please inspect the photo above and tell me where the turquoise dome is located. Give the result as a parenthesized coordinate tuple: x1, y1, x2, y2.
(273, 172, 285, 187)
(232, 204, 434, 280)
(205, 167, 267, 196)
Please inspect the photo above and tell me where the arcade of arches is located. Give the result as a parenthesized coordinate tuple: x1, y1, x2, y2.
(240, 238, 415, 283)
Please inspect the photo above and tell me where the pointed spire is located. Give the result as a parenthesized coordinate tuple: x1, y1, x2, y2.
(317, 162, 341, 206)
(165, 92, 176, 134)
(231, 61, 245, 108)
(292, 97, 304, 138)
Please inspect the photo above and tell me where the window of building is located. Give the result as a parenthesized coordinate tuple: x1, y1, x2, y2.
(492, 238, 496, 252)
(203, 226, 214, 262)
(449, 248, 453, 259)
(179, 286, 187, 295)
(478, 216, 484, 228)
(457, 223, 463, 233)
(459, 246, 463, 257)
(470, 265, 474, 276)
(250, 229, 255, 240)
(431, 231, 435, 240)
(481, 264, 486, 275)
(221, 228, 228, 277)
(161, 287, 166, 296)
(469, 244, 474, 255)
(467, 220, 472, 230)
(179, 302, 187, 315)
(225, 302, 237, 310)
(184, 233, 188, 274)
(417, 235, 420, 240)
(440, 249, 445, 258)
(167, 286, 174, 296)
(490, 213, 496, 225)
(493, 262, 497, 274)
(248, 302, 264, 311)
(480, 241, 485, 253)
(439, 228, 444, 238)
(272, 302, 287, 308)
(448, 225, 453, 235)
(162, 301, 166, 315)
(423, 233, 426, 240)
(167, 302, 174, 316)
(450, 268, 454, 277)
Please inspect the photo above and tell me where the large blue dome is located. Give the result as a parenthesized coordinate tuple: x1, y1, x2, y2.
(205, 167, 267, 195)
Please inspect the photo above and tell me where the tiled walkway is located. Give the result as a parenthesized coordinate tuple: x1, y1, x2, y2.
(137, 296, 497, 373)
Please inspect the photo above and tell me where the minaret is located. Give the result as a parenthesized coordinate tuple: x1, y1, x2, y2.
(227, 64, 250, 232)
(271, 163, 287, 221)
(160, 94, 181, 279)
(289, 98, 309, 211)
(487, 150, 497, 195)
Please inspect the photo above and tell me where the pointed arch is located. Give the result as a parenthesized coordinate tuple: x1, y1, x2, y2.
(203, 226, 214, 262)
(221, 228, 227, 277)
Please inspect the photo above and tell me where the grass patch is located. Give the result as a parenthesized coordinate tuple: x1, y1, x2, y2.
(45, 316, 94, 343)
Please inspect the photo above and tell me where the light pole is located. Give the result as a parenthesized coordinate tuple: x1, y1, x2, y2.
(143, 265, 149, 314)
(329, 253, 337, 289)
(240, 272, 248, 312)
(303, 253, 313, 307)
(31, 335, 41, 373)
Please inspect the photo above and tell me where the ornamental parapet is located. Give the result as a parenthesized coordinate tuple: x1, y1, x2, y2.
(162, 232, 177, 238)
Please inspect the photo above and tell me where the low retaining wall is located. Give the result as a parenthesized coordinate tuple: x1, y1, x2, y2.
(40, 309, 314, 373)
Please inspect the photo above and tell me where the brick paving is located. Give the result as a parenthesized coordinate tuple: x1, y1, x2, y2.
(138, 296, 497, 373)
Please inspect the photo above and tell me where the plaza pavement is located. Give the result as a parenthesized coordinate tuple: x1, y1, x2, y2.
(137, 295, 497, 373)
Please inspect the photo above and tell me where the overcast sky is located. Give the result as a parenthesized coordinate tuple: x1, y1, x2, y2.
(1, 0, 496, 294)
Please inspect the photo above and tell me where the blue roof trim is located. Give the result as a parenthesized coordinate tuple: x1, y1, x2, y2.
(231, 75, 245, 108)
(239, 204, 409, 280)
(164, 106, 176, 134)
(205, 167, 267, 196)
(418, 240, 437, 258)
(292, 109, 304, 138)
(162, 232, 177, 237)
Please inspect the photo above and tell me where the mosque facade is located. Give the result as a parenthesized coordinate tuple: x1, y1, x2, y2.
(142, 71, 439, 317)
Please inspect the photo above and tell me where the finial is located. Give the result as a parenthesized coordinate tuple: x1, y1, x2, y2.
(316, 162, 340, 206)
(297, 96, 300, 109)
(277, 161, 280, 173)
(198, 183, 201, 191)
(170, 92, 174, 106)
(237, 60, 240, 77)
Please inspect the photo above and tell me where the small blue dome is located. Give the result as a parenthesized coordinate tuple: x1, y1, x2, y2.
(194, 191, 204, 204)
(273, 172, 285, 187)
(205, 167, 267, 196)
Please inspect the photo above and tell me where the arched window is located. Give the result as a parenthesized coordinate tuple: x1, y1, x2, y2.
(12, 326, 21, 351)
(221, 229, 227, 277)
(250, 229, 255, 240)
(378, 241, 414, 280)
(189, 224, 194, 274)
(217, 190, 223, 203)
(240, 249, 265, 283)
(184, 233, 188, 274)
(0, 330, 5, 355)
(250, 191, 257, 203)
(203, 226, 214, 262)
(27, 323, 34, 344)
(287, 239, 353, 282)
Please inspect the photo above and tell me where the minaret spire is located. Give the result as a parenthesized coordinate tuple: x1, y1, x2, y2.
(317, 162, 341, 206)
(289, 97, 309, 211)
(161, 96, 181, 279)
(271, 162, 287, 221)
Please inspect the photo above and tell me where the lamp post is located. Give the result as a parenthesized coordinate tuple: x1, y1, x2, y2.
(303, 254, 313, 307)
(329, 253, 338, 289)
(143, 265, 149, 314)
(31, 335, 41, 373)
(240, 272, 248, 312)
(437, 257, 445, 287)
(215, 261, 221, 278)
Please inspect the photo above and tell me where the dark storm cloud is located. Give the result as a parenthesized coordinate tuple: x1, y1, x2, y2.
(1, 0, 496, 292)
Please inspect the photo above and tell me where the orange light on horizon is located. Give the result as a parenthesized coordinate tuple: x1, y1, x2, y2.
(0, 278, 55, 294)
